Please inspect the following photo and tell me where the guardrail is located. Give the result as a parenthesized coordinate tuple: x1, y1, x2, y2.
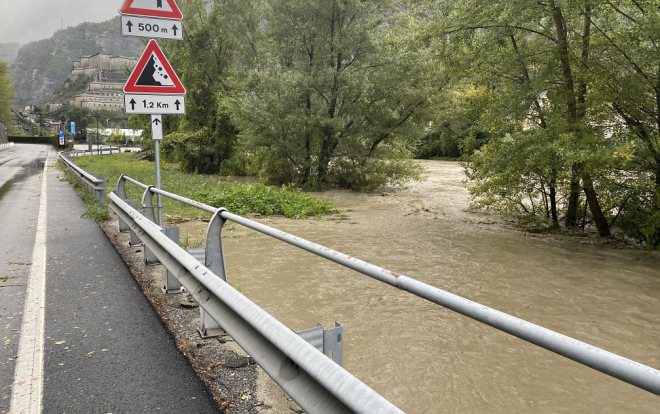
(110, 179, 400, 413)
(57, 153, 660, 412)
(113, 174, 660, 400)
(58, 151, 106, 203)
(66, 146, 123, 156)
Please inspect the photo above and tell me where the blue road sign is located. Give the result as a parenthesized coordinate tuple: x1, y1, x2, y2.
(70, 122, 76, 135)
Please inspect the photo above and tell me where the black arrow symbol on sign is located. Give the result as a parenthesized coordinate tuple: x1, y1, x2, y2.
(172, 24, 179, 37)
(153, 118, 161, 125)
(175, 100, 181, 110)
(129, 99, 136, 110)
(126, 20, 133, 33)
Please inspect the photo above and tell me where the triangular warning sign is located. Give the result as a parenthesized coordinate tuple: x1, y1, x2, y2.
(119, 0, 183, 20)
(124, 40, 186, 95)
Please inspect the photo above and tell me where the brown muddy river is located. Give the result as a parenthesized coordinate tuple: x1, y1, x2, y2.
(184, 160, 660, 412)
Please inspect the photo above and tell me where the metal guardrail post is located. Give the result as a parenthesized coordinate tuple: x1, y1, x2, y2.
(119, 200, 139, 233)
(137, 184, 183, 288)
(116, 176, 150, 238)
(129, 225, 143, 247)
(141, 187, 160, 264)
(163, 226, 181, 288)
(198, 209, 229, 337)
(186, 248, 224, 337)
(95, 176, 106, 204)
(141, 186, 157, 224)
(296, 322, 344, 367)
(117, 175, 128, 201)
(205, 208, 228, 282)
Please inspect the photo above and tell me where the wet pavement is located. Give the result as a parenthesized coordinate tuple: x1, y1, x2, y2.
(0, 144, 48, 411)
(1, 145, 219, 413)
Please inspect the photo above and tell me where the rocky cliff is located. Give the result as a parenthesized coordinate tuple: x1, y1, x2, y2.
(10, 17, 143, 107)
(0, 43, 22, 65)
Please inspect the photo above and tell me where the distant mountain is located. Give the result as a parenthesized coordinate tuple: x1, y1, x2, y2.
(0, 43, 22, 65)
(10, 17, 143, 107)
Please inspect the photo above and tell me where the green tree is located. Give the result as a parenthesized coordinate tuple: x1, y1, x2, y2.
(424, 0, 658, 242)
(230, 0, 442, 189)
(0, 61, 15, 130)
(160, 0, 246, 174)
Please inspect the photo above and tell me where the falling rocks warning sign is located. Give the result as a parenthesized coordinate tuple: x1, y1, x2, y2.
(123, 40, 186, 95)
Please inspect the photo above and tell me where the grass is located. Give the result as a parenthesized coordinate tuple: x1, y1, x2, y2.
(59, 167, 111, 222)
(72, 153, 337, 221)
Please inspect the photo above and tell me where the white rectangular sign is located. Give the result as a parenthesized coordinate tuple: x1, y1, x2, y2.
(124, 94, 186, 115)
(121, 15, 183, 40)
(151, 115, 163, 141)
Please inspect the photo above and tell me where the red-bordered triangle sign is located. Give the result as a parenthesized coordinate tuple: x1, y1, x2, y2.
(124, 40, 186, 95)
(119, 0, 183, 20)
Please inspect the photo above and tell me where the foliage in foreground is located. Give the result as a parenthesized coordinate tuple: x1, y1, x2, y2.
(73, 153, 336, 219)
(194, 184, 336, 219)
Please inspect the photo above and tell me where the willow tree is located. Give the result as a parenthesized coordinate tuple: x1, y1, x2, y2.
(230, 0, 443, 189)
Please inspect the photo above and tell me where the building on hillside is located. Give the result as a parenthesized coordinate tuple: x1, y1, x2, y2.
(57, 53, 139, 113)
(46, 120, 63, 133)
(45, 102, 63, 112)
(72, 83, 125, 112)
(71, 53, 137, 79)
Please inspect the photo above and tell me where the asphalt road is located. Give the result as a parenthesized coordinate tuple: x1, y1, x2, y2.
(0, 144, 219, 413)
(0, 144, 48, 411)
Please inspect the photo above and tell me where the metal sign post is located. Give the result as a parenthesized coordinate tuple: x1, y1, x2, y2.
(152, 115, 164, 224)
(70, 121, 76, 149)
(120, 0, 186, 227)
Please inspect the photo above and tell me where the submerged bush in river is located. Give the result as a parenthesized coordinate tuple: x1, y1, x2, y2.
(74, 153, 337, 220)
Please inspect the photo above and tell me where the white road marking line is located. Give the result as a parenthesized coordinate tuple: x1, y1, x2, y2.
(10, 148, 50, 414)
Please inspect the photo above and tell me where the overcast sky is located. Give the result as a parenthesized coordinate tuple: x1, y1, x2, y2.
(0, 0, 120, 44)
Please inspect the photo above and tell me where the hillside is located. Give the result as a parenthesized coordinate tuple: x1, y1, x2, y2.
(0, 43, 22, 65)
(10, 17, 143, 107)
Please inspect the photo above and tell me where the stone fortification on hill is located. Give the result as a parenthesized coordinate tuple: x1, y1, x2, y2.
(64, 53, 138, 112)
(71, 54, 137, 79)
